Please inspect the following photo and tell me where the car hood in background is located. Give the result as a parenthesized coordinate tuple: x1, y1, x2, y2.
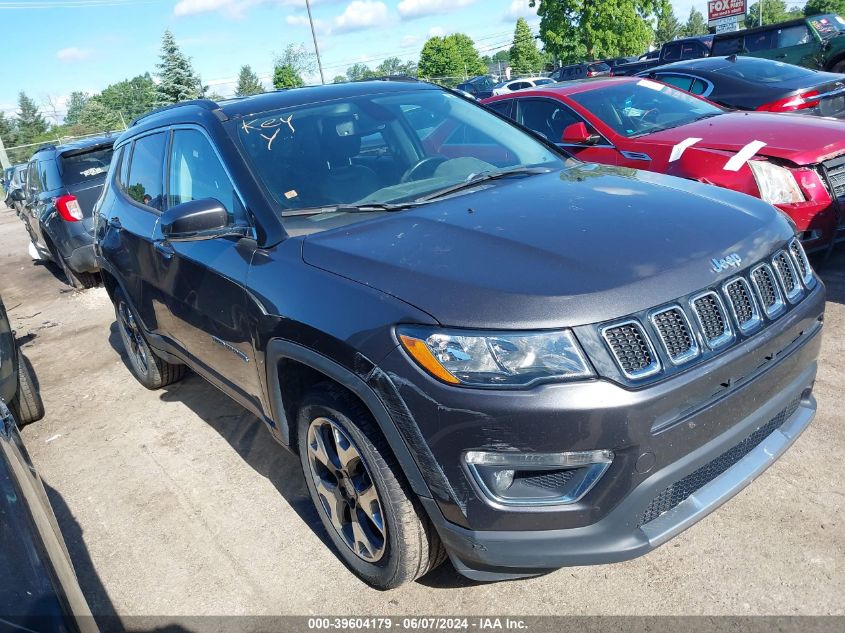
(642, 111, 845, 165)
(302, 165, 792, 329)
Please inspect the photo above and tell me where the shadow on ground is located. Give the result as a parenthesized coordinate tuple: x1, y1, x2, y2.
(813, 249, 845, 305)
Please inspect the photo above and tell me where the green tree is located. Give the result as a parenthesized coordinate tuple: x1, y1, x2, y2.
(235, 65, 265, 97)
(77, 100, 123, 131)
(273, 64, 304, 89)
(64, 91, 90, 126)
(345, 63, 378, 81)
(529, 0, 659, 64)
(376, 56, 417, 76)
(0, 112, 17, 153)
(655, 0, 682, 45)
(418, 36, 464, 84)
(745, 0, 802, 27)
(154, 29, 203, 105)
(332, 75, 347, 84)
(444, 33, 487, 78)
(15, 92, 48, 144)
(97, 74, 156, 122)
(509, 17, 545, 74)
(804, 0, 845, 15)
(275, 43, 316, 79)
(681, 7, 709, 36)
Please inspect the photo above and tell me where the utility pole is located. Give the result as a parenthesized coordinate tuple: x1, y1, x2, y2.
(759, 0, 763, 26)
(304, 0, 325, 85)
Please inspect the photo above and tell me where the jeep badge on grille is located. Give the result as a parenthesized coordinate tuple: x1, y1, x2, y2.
(711, 253, 742, 274)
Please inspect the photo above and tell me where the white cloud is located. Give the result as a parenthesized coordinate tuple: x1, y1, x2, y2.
(400, 34, 421, 47)
(397, 0, 474, 20)
(333, 0, 389, 33)
(427, 25, 445, 37)
(56, 47, 93, 62)
(173, 0, 262, 18)
(504, 0, 536, 18)
(286, 12, 331, 33)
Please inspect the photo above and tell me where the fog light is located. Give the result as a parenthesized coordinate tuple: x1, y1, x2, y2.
(464, 450, 614, 507)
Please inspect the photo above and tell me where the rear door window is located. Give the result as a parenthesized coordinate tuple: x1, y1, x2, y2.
(516, 98, 589, 144)
(60, 146, 114, 186)
(680, 42, 707, 59)
(656, 74, 694, 91)
(37, 159, 60, 192)
(713, 35, 743, 55)
(486, 100, 512, 117)
(745, 29, 777, 52)
(662, 43, 682, 61)
(777, 24, 812, 47)
(126, 132, 167, 211)
(690, 78, 710, 95)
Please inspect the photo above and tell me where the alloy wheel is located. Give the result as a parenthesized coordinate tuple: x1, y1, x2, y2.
(306, 417, 387, 562)
(118, 300, 149, 374)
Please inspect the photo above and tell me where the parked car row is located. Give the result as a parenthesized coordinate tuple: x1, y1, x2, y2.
(0, 67, 833, 595)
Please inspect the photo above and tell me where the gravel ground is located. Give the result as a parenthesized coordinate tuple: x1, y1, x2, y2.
(1, 206, 842, 625)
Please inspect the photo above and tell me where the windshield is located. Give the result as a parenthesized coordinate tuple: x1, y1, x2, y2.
(717, 57, 818, 83)
(809, 14, 845, 39)
(567, 79, 723, 138)
(234, 88, 568, 216)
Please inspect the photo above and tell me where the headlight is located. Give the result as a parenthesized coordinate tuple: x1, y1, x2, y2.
(397, 326, 594, 387)
(748, 160, 805, 204)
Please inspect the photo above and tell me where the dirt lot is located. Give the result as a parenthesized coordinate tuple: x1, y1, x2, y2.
(1, 204, 843, 624)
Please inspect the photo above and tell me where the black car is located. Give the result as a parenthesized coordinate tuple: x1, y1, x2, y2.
(455, 75, 497, 99)
(18, 136, 115, 289)
(639, 55, 845, 116)
(550, 61, 612, 82)
(5, 164, 28, 216)
(614, 36, 713, 76)
(96, 80, 824, 589)
(1, 296, 93, 631)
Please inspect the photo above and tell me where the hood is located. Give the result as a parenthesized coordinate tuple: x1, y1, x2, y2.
(641, 111, 845, 165)
(302, 164, 793, 329)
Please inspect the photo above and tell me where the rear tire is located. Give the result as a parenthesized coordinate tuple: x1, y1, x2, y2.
(113, 289, 185, 390)
(9, 349, 45, 427)
(297, 382, 446, 589)
(58, 256, 98, 289)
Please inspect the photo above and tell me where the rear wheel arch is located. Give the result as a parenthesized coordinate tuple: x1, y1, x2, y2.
(266, 339, 432, 499)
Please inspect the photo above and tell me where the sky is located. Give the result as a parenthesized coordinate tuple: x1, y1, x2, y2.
(1, 0, 706, 123)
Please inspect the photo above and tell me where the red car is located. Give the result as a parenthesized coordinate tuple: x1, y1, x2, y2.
(482, 77, 845, 253)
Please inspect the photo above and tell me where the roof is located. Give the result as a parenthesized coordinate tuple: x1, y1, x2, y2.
(648, 55, 796, 73)
(713, 17, 806, 39)
(32, 133, 116, 157)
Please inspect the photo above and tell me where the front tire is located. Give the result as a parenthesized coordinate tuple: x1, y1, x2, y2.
(297, 382, 446, 589)
(113, 289, 185, 390)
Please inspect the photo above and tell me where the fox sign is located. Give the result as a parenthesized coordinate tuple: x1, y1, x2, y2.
(708, 0, 746, 22)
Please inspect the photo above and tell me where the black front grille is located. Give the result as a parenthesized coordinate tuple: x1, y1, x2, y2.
(692, 293, 728, 344)
(752, 265, 779, 310)
(652, 307, 695, 361)
(603, 322, 656, 377)
(725, 279, 755, 325)
(774, 252, 797, 295)
(824, 157, 845, 200)
(638, 397, 802, 527)
(514, 469, 575, 492)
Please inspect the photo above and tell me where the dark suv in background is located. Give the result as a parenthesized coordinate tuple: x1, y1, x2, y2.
(96, 81, 824, 589)
(19, 136, 115, 288)
(455, 75, 497, 99)
(550, 61, 612, 82)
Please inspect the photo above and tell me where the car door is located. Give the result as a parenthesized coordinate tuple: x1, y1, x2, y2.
(22, 162, 44, 246)
(772, 23, 822, 67)
(152, 126, 260, 400)
(512, 97, 617, 164)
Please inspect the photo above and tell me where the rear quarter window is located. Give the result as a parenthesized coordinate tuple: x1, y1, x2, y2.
(60, 146, 114, 186)
(713, 36, 743, 55)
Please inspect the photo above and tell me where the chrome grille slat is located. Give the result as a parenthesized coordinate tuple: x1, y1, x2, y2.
(750, 264, 785, 319)
(772, 250, 803, 303)
(723, 277, 762, 334)
(601, 321, 660, 379)
(788, 238, 815, 288)
(650, 306, 699, 365)
(690, 291, 732, 349)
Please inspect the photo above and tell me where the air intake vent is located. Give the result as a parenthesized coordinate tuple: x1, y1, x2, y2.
(650, 306, 699, 364)
(602, 321, 660, 379)
(723, 278, 762, 334)
(690, 292, 732, 349)
(750, 264, 785, 319)
(788, 238, 814, 288)
(773, 250, 803, 303)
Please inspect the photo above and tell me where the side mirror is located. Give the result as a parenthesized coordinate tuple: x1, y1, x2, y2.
(562, 122, 600, 146)
(161, 198, 230, 242)
(10, 189, 25, 202)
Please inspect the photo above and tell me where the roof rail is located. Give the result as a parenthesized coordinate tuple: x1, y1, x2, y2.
(129, 99, 221, 127)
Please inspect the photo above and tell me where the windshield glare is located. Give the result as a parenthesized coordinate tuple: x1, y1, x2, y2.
(234, 89, 568, 215)
(568, 79, 723, 138)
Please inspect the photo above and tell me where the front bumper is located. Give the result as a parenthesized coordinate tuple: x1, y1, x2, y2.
(372, 282, 824, 580)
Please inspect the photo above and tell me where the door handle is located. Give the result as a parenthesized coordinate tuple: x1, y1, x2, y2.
(154, 240, 175, 258)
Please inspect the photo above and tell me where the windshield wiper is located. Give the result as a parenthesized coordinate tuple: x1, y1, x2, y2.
(415, 167, 552, 203)
(281, 202, 420, 217)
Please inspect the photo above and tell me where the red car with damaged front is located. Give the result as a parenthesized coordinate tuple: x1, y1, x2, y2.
(482, 77, 845, 253)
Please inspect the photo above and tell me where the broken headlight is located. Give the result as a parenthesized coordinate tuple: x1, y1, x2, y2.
(397, 326, 594, 387)
(749, 160, 805, 205)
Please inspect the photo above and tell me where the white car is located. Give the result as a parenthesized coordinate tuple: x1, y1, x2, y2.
(491, 77, 555, 95)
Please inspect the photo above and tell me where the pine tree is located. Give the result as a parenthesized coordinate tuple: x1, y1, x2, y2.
(16, 92, 48, 144)
(64, 92, 90, 126)
(154, 29, 203, 106)
(235, 65, 265, 97)
(681, 7, 709, 37)
(655, 0, 682, 46)
(509, 17, 544, 74)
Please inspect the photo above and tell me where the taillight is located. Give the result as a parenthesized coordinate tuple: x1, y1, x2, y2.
(586, 70, 597, 77)
(55, 194, 83, 222)
(757, 90, 821, 112)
